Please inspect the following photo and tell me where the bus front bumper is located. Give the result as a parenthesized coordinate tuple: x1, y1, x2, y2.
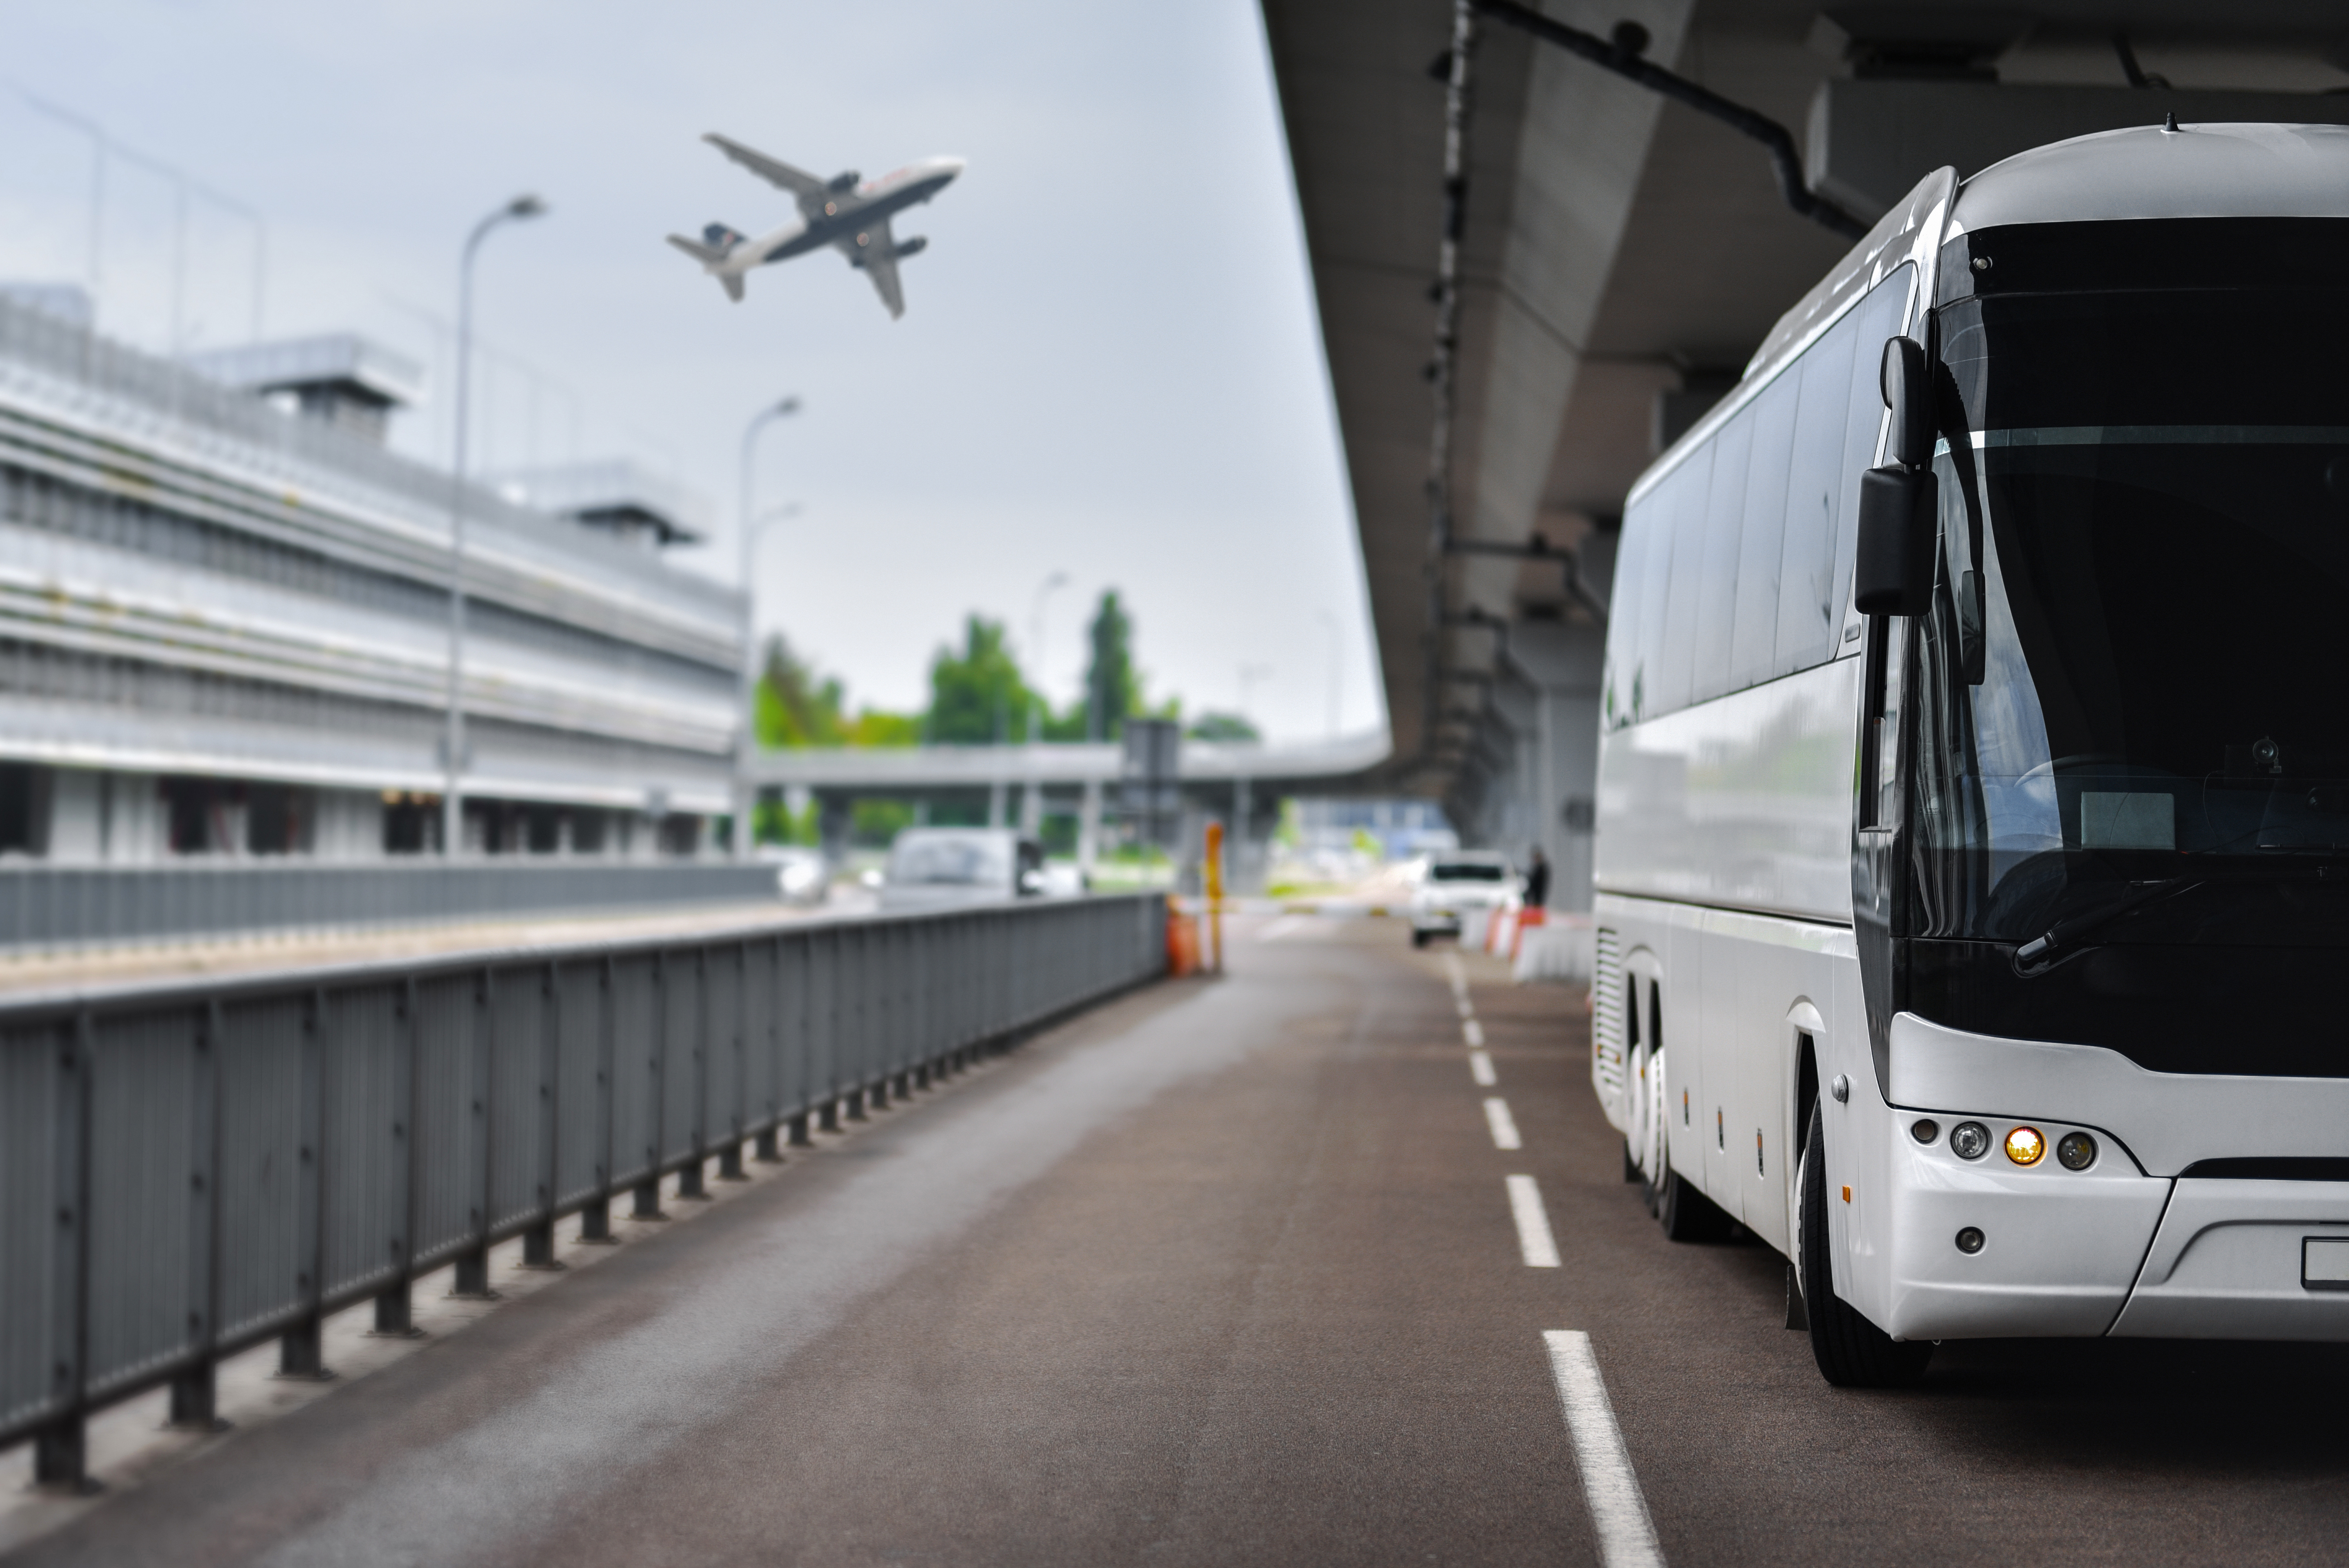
(2108, 1180, 2349, 1340)
(1878, 1013, 2349, 1342)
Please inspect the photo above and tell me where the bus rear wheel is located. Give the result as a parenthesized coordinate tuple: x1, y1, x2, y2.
(1799, 1101, 1932, 1387)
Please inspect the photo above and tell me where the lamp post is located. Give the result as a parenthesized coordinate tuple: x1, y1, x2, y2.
(735, 397, 802, 860)
(1019, 571, 1068, 837)
(442, 193, 546, 857)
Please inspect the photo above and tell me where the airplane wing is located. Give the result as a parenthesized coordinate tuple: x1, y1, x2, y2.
(838, 217, 905, 319)
(703, 133, 828, 208)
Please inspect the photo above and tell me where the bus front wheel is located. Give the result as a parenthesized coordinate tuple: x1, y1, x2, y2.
(1799, 1102, 1932, 1388)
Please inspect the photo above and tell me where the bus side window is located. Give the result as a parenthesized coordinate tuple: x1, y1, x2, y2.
(1690, 407, 1753, 704)
(1650, 449, 1714, 717)
(1729, 373, 1798, 691)
(1776, 312, 1858, 675)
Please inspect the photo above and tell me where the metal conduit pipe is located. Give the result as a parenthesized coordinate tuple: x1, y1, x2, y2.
(1468, 0, 1868, 240)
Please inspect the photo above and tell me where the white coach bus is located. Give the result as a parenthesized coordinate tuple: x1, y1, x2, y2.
(1590, 122, 2349, 1386)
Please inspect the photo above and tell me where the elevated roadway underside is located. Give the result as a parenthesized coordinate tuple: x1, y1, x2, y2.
(1259, 0, 2349, 901)
(13, 919, 2347, 1565)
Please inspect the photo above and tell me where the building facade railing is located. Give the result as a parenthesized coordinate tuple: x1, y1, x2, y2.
(0, 892, 1168, 1487)
(0, 862, 795, 955)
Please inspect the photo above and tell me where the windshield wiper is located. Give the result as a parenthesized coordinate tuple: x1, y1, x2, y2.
(2012, 877, 2202, 974)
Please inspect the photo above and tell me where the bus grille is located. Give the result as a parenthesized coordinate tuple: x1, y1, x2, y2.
(1592, 926, 1624, 1094)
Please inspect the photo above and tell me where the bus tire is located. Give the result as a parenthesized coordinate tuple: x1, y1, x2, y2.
(1622, 1138, 1641, 1183)
(1800, 1101, 1932, 1387)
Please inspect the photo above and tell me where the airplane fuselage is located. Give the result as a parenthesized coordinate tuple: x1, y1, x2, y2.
(732, 159, 962, 274)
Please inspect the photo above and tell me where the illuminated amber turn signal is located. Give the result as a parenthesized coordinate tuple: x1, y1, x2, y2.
(2005, 1126, 2046, 1166)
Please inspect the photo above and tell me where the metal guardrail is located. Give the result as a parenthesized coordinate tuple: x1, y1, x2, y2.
(0, 892, 1168, 1487)
(0, 861, 791, 954)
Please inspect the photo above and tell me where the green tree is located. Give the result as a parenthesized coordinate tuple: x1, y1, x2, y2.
(1081, 589, 1144, 740)
(927, 615, 1032, 745)
(754, 633, 919, 750)
(754, 634, 847, 749)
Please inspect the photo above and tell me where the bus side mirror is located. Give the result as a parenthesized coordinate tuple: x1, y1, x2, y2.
(1880, 336, 1933, 468)
(1854, 466, 1937, 616)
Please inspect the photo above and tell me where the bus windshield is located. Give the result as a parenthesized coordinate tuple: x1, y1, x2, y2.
(1912, 219, 2349, 948)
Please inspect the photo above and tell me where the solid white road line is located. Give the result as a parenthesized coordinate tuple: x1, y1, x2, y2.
(1257, 914, 1305, 942)
(1462, 1018, 1485, 1047)
(1483, 1096, 1522, 1150)
(1505, 1175, 1560, 1267)
(1469, 1050, 1496, 1087)
(1543, 1330, 1665, 1568)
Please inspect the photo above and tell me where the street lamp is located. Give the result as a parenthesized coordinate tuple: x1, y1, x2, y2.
(735, 397, 802, 859)
(442, 193, 546, 857)
(1026, 571, 1068, 743)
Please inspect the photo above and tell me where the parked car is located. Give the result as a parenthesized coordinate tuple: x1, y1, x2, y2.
(756, 844, 830, 906)
(880, 828, 1045, 911)
(1408, 850, 1515, 947)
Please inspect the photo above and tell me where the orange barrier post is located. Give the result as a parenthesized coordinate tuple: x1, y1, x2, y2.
(1203, 821, 1225, 975)
(1165, 896, 1201, 976)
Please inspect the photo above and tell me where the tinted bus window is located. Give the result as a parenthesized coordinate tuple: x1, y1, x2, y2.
(1603, 510, 1649, 727)
(1775, 305, 1859, 673)
(1730, 371, 1799, 690)
(1689, 407, 1753, 704)
(1649, 445, 1712, 716)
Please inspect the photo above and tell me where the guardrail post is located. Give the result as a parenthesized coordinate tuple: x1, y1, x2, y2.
(171, 999, 229, 1426)
(676, 950, 710, 1201)
(523, 961, 565, 1270)
(450, 969, 497, 1300)
(635, 955, 669, 1220)
(375, 980, 423, 1335)
(33, 1014, 94, 1492)
(279, 990, 335, 1379)
(581, 957, 618, 1244)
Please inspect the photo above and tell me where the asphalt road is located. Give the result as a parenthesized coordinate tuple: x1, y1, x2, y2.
(13, 917, 2349, 1566)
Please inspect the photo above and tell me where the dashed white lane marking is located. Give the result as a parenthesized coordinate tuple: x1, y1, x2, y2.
(1469, 1050, 1496, 1087)
(1483, 1097, 1522, 1150)
(1462, 1018, 1485, 1047)
(1257, 914, 1306, 942)
(1455, 996, 1475, 1020)
(1505, 1175, 1560, 1267)
(1543, 1330, 1665, 1568)
(1444, 953, 1467, 995)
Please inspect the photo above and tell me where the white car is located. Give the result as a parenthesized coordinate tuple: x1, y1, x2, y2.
(1408, 851, 1515, 948)
(879, 828, 1045, 912)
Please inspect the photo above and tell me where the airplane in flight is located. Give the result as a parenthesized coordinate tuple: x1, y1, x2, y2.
(667, 134, 966, 319)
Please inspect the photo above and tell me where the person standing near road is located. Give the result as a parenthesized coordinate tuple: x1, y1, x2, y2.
(1523, 847, 1549, 910)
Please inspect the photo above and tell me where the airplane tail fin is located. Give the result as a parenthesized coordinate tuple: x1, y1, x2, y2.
(666, 224, 750, 303)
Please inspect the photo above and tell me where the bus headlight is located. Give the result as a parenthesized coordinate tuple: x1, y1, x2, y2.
(2057, 1131, 2097, 1170)
(1949, 1121, 1990, 1161)
(2005, 1126, 2046, 1166)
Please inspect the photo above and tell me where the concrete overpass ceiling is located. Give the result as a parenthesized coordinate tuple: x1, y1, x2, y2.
(1264, 0, 2349, 808)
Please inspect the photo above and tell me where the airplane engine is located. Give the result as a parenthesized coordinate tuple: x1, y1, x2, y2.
(894, 236, 929, 258)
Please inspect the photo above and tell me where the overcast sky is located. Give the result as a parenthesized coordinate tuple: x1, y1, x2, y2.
(0, 0, 1378, 743)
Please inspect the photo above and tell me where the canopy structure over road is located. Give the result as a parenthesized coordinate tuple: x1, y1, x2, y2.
(1257, 0, 2349, 909)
